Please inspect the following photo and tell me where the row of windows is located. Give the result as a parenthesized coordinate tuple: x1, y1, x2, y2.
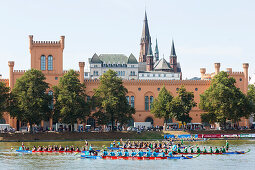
(41, 55, 53, 71)
(138, 87, 199, 92)
(101, 64, 128, 68)
(93, 71, 99, 76)
(118, 71, 125, 76)
(141, 73, 179, 77)
(130, 71, 136, 76)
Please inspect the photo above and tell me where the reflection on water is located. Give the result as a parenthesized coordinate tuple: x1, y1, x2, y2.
(0, 140, 254, 170)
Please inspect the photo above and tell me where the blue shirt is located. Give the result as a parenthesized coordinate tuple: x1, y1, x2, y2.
(103, 151, 108, 156)
(124, 152, 129, 157)
(162, 152, 165, 157)
(168, 151, 173, 157)
(117, 152, 122, 156)
(110, 152, 115, 156)
(131, 152, 136, 156)
(138, 151, 144, 157)
(153, 152, 158, 157)
(146, 152, 152, 157)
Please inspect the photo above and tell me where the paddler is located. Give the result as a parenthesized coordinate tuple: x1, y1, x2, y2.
(209, 147, 213, 153)
(168, 150, 173, 157)
(110, 150, 115, 156)
(103, 149, 108, 156)
(131, 150, 136, 157)
(124, 150, 129, 157)
(138, 150, 144, 157)
(117, 150, 123, 156)
(161, 151, 166, 157)
(152, 150, 158, 157)
(215, 147, 219, 153)
(203, 147, 207, 153)
(226, 140, 229, 151)
(196, 147, 201, 153)
(222, 146, 226, 153)
(146, 150, 152, 157)
(190, 147, 194, 153)
(177, 147, 181, 153)
(184, 147, 188, 153)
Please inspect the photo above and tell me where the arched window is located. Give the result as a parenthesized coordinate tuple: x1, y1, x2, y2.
(150, 96, 154, 109)
(131, 96, 135, 108)
(145, 96, 149, 110)
(48, 55, 53, 71)
(87, 117, 95, 128)
(48, 90, 53, 110)
(145, 117, 154, 126)
(0, 118, 6, 124)
(41, 55, 46, 70)
(126, 96, 129, 104)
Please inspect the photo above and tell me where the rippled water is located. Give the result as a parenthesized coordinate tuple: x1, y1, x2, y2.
(0, 140, 254, 170)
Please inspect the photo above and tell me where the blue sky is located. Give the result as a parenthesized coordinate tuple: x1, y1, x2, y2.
(1, 0, 255, 79)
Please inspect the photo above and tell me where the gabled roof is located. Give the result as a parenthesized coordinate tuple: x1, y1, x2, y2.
(154, 58, 171, 70)
(127, 53, 138, 64)
(90, 53, 102, 63)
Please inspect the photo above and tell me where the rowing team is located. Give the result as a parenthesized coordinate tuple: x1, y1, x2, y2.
(111, 140, 182, 150)
(102, 149, 174, 157)
(21, 145, 94, 152)
(178, 146, 227, 153)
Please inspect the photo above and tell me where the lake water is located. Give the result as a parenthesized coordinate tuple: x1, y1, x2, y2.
(0, 140, 254, 170)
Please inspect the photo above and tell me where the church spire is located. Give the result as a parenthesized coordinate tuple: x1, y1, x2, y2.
(170, 40, 176, 56)
(139, 11, 151, 62)
(147, 40, 153, 56)
(154, 38, 159, 62)
(142, 11, 150, 40)
(146, 40, 153, 71)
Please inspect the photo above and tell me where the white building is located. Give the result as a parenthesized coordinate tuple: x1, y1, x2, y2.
(88, 53, 139, 80)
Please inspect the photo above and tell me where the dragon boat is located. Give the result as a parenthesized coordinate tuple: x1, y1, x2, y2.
(174, 149, 250, 155)
(16, 150, 81, 153)
(81, 155, 199, 160)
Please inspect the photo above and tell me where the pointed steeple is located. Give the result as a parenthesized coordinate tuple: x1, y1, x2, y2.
(142, 11, 150, 40)
(170, 40, 176, 56)
(154, 38, 159, 61)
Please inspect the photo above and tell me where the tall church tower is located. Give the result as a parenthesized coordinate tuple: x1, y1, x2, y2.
(139, 11, 151, 62)
(146, 41, 154, 71)
(170, 40, 178, 73)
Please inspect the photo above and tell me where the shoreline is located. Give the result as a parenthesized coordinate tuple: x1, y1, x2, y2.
(1, 131, 255, 142)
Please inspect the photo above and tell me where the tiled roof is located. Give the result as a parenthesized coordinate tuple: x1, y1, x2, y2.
(154, 58, 171, 70)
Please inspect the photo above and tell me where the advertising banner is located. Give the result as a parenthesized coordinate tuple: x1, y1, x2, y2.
(198, 134, 221, 138)
(178, 134, 191, 138)
(240, 134, 252, 138)
(221, 134, 239, 138)
(164, 134, 175, 139)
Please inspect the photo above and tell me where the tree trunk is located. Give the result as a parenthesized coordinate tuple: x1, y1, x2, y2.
(29, 122, 33, 133)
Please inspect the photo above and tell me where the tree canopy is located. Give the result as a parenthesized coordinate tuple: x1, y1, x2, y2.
(9, 69, 51, 131)
(151, 85, 174, 122)
(93, 69, 135, 131)
(199, 71, 253, 128)
(168, 86, 196, 124)
(0, 82, 9, 119)
(53, 70, 90, 127)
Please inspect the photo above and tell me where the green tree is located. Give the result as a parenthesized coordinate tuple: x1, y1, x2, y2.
(199, 71, 253, 128)
(9, 69, 51, 132)
(93, 69, 135, 131)
(168, 86, 197, 126)
(53, 70, 90, 130)
(247, 84, 255, 121)
(151, 85, 173, 128)
(0, 82, 9, 119)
